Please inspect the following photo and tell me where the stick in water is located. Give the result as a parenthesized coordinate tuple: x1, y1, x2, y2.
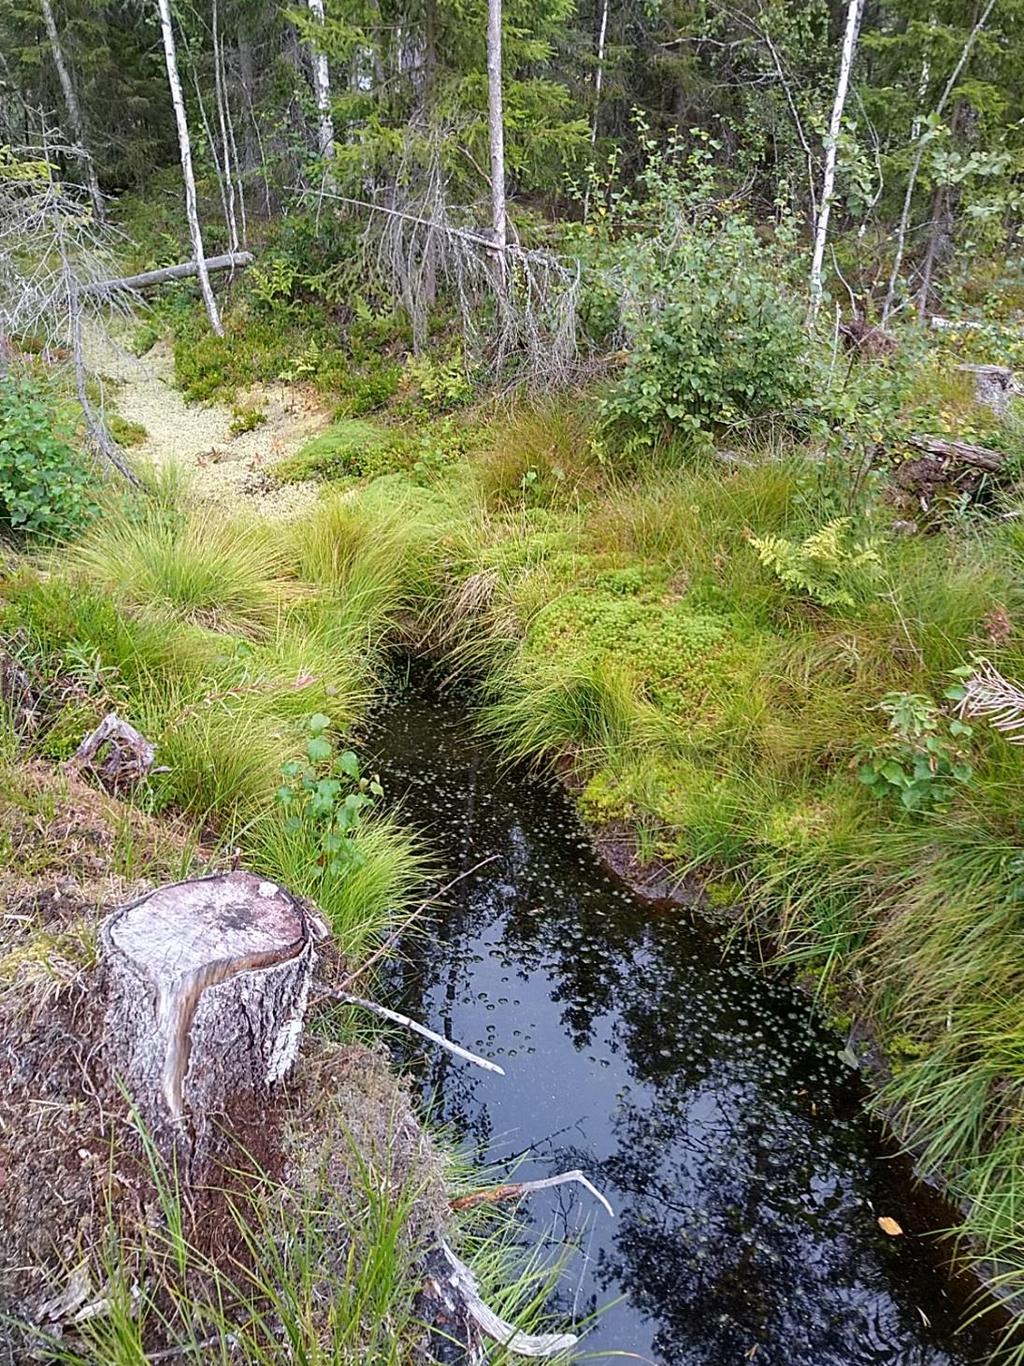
(439, 1240, 579, 1358)
(452, 1168, 615, 1218)
(334, 991, 506, 1075)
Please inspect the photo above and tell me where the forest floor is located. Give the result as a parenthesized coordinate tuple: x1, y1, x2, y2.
(89, 333, 328, 516)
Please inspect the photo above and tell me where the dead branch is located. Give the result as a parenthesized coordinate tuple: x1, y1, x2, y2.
(451, 1168, 614, 1218)
(294, 139, 583, 389)
(0, 130, 140, 481)
(437, 1241, 578, 1357)
(78, 251, 254, 296)
(64, 711, 160, 791)
(333, 991, 506, 1075)
(906, 434, 1005, 473)
(957, 657, 1024, 743)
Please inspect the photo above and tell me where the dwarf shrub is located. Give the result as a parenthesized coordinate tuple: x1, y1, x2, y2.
(0, 375, 97, 540)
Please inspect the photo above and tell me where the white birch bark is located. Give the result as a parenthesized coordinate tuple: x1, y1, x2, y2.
(486, 0, 507, 281)
(881, 0, 995, 324)
(39, 0, 104, 220)
(156, 0, 223, 335)
(591, 0, 609, 145)
(212, 0, 240, 252)
(582, 0, 609, 223)
(808, 0, 864, 317)
(306, 0, 336, 168)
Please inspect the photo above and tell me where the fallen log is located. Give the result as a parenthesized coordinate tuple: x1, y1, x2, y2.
(100, 871, 313, 1167)
(77, 251, 254, 296)
(906, 434, 1005, 473)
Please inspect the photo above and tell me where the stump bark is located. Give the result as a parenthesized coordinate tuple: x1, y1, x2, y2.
(100, 872, 313, 1164)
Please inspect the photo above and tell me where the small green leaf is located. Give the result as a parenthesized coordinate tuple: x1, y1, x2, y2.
(306, 735, 332, 764)
(308, 713, 331, 734)
(338, 749, 361, 779)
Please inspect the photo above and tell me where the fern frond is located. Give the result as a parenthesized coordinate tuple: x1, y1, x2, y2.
(749, 518, 881, 609)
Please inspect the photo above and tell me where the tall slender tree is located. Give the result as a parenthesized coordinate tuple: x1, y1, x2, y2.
(487, 0, 507, 281)
(39, 0, 104, 220)
(808, 0, 865, 315)
(881, 0, 997, 322)
(306, 0, 336, 175)
(155, 0, 222, 334)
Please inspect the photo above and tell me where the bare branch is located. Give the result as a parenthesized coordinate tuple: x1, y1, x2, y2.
(958, 658, 1024, 742)
(332, 991, 507, 1074)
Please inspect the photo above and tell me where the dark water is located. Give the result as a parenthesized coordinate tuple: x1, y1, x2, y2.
(365, 675, 988, 1365)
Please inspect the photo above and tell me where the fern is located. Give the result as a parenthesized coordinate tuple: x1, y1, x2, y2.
(750, 517, 882, 608)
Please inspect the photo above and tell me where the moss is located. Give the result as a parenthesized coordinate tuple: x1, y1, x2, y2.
(108, 414, 148, 447)
(579, 766, 637, 823)
(274, 419, 405, 484)
(527, 587, 765, 732)
(705, 876, 743, 908)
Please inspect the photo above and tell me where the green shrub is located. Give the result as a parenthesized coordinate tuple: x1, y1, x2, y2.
(602, 215, 812, 446)
(0, 375, 98, 540)
(857, 690, 974, 812)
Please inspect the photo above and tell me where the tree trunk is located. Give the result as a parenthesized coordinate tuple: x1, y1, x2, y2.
(881, 0, 995, 324)
(808, 0, 864, 316)
(156, 0, 223, 335)
(916, 180, 951, 322)
(101, 872, 313, 1167)
(486, 0, 507, 283)
(306, 0, 336, 171)
(212, 0, 242, 252)
(39, 0, 104, 221)
(591, 0, 609, 145)
(78, 250, 253, 295)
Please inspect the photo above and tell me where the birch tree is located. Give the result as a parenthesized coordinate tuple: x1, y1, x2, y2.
(39, 0, 104, 221)
(306, 0, 336, 173)
(155, 0, 222, 335)
(487, 0, 507, 281)
(591, 0, 609, 146)
(808, 0, 865, 316)
(881, 0, 996, 323)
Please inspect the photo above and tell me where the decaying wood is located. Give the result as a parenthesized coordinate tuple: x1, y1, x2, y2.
(64, 711, 158, 791)
(957, 657, 1024, 743)
(451, 1168, 614, 1217)
(334, 991, 506, 1075)
(957, 363, 1021, 417)
(906, 434, 1005, 473)
(100, 872, 313, 1162)
(0, 647, 37, 734)
(416, 1241, 578, 1363)
(78, 251, 254, 297)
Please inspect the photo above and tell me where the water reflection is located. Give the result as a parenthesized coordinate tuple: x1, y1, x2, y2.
(366, 678, 985, 1365)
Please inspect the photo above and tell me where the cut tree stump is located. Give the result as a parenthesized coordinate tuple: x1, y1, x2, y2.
(100, 872, 313, 1164)
(957, 363, 1020, 416)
